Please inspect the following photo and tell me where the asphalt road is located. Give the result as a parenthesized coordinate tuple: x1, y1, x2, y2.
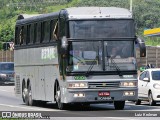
(0, 86, 160, 120)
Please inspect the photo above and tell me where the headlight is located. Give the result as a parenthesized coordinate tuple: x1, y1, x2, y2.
(0, 73, 7, 77)
(153, 84, 160, 89)
(120, 81, 137, 87)
(68, 83, 88, 88)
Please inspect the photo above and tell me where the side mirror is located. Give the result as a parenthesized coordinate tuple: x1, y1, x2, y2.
(136, 37, 146, 57)
(61, 36, 68, 55)
(143, 77, 149, 82)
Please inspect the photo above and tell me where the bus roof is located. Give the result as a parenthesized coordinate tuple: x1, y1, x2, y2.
(66, 7, 132, 19)
(16, 7, 132, 25)
(17, 14, 41, 20)
(144, 28, 160, 37)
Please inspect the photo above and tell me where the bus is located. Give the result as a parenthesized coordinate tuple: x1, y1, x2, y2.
(14, 7, 146, 110)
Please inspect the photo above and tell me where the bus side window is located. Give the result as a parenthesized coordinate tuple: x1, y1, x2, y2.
(22, 26, 27, 45)
(59, 17, 65, 38)
(37, 22, 42, 43)
(26, 25, 31, 44)
(50, 20, 55, 41)
(43, 21, 50, 42)
(15, 27, 20, 45)
(52, 19, 58, 41)
(19, 26, 25, 45)
(34, 23, 37, 43)
(30, 24, 34, 44)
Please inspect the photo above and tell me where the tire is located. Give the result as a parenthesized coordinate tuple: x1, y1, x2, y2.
(27, 83, 36, 106)
(114, 101, 125, 110)
(148, 92, 156, 106)
(22, 82, 27, 103)
(135, 99, 141, 105)
(25, 88, 29, 105)
(55, 82, 66, 110)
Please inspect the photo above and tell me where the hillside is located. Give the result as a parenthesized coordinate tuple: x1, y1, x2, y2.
(0, 0, 160, 49)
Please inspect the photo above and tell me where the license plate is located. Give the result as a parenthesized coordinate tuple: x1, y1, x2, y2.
(98, 91, 110, 96)
(97, 97, 112, 101)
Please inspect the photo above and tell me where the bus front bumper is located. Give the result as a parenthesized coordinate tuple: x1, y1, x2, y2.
(62, 88, 138, 103)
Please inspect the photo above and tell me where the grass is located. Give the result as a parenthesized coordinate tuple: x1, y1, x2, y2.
(145, 37, 160, 46)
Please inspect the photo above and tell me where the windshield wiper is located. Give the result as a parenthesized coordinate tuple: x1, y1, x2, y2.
(105, 44, 121, 76)
(85, 58, 97, 77)
(109, 56, 122, 76)
(70, 54, 86, 65)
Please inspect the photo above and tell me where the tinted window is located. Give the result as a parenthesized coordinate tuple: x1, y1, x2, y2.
(30, 24, 34, 44)
(59, 18, 65, 37)
(37, 23, 42, 43)
(51, 19, 58, 41)
(146, 71, 150, 79)
(152, 71, 160, 80)
(0, 63, 14, 71)
(34, 23, 37, 43)
(69, 20, 135, 38)
(139, 71, 146, 80)
(43, 21, 50, 42)
(15, 27, 20, 45)
(27, 25, 31, 44)
(20, 26, 24, 45)
(23, 26, 27, 45)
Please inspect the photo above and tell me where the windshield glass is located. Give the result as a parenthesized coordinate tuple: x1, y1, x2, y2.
(67, 40, 136, 72)
(152, 71, 160, 80)
(0, 63, 14, 71)
(69, 20, 134, 38)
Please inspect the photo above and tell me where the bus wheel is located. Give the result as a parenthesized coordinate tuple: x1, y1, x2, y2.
(114, 101, 125, 110)
(22, 83, 27, 103)
(28, 83, 36, 106)
(148, 92, 156, 106)
(55, 84, 66, 110)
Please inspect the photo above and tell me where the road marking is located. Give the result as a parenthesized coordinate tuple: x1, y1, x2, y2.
(104, 117, 135, 120)
(0, 103, 61, 111)
(0, 89, 14, 93)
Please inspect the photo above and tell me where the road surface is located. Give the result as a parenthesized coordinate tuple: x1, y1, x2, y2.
(0, 86, 160, 120)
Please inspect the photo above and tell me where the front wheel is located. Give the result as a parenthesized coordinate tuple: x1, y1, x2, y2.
(55, 83, 67, 110)
(148, 92, 156, 106)
(114, 101, 125, 110)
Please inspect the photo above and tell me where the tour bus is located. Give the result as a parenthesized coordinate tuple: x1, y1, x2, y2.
(14, 7, 146, 110)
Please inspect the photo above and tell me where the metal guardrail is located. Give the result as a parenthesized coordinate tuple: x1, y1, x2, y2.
(136, 46, 160, 68)
(0, 50, 14, 62)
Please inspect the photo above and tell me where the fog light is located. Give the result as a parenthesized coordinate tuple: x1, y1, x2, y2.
(124, 91, 135, 96)
(124, 92, 129, 96)
(74, 94, 78, 97)
(79, 93, 85, 97)
(129, 92, 134, 96)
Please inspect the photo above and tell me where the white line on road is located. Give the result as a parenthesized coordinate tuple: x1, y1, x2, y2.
(104, 117, 135, 120)
(0, 103, 61, 111)
(0, 89, 14, 94)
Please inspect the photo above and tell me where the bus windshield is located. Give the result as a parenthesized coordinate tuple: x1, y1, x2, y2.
(67, 40, 136, 73)
(69, 20, 135, 38)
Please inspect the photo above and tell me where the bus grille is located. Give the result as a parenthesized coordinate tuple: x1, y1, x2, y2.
(15, 75, 21, 94)
(88, 81, 120, 89)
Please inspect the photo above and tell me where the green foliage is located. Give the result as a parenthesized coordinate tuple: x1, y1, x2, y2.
(0, 0, 160, 49)
(145, 37, 160, 46)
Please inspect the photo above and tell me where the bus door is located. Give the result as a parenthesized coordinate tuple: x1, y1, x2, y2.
(36, 66, 46, 100)
(44, 66, 55, 101)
